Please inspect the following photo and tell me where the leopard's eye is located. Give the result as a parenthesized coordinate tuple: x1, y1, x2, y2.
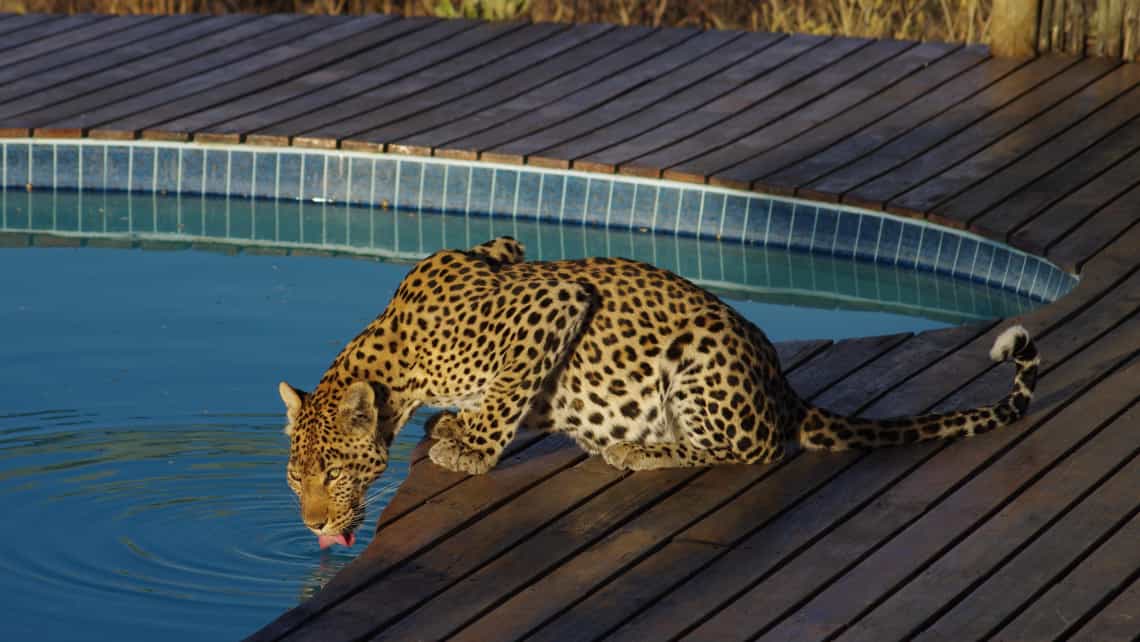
(327, 467, 343, 481)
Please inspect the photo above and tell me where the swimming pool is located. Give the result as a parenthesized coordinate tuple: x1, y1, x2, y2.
(0, 143, 1074, 641)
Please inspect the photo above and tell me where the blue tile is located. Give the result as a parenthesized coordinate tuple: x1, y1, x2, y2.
(855, 215, 881, 261)
(228, 199, 254, 239)
(515, 171, 542, 220)
(31, 144, 54, 189)
(80, 145, 104, 191)
(443, 164, 471, 214)
(743, 198, 771, 245)
(972, 241, 996, 283)
(250, 199, 275, 242)
(180, 147, 205, 194)
(875, 217, 901, 261)
(811, 206, 838, 252)
(653, 187, 681, 233)
(631, 183, 657, 231)
(953, 238, 979, 277)
(106, 145, 131, 191)
(585, 178, 611, 227)
(675, 188, 703, 236)
(277, 153, 302, 200)
(54, 192, 80, 229)
(492, 168, 519, 216)
(420, 162, 446, 213)
(609, 181, 636, 229)
(721, 195, 748, 241)
(321, 205, 347, 246)
(276, 201, 301, 243)
(832, 210, 860, 257)
(229, 150, 253, 198)
(697, 191, 725, 239)
(373, 158, 396, 208)
(896, 223, 923, 268)
(56, 145, 79, 190)
(301, 153, 325, 202)
(203, 149, 228, 196)
(788, 203, 816, 251)
(5, 143, 29, 188)
(561, 175, 588, 223)
(324, 155, 349, 204)
(1004, 253, 1028, 290)
(916, 227, 943, 272)
(989, 248, 1010, 287)
(253, 152, 278, 200)
(765, 199, 793, 247)
(299, 202, 324, 244)
(348, 158, 373, 206)
(465, 166, 492, 216)
(935, 234, 959, 275)
(130, 146, 154, 193)
(537, 172, 564, 222)
(155, 147, 179, 195)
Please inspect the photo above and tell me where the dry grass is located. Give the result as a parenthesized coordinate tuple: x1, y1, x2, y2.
(0, 0, 993, 44)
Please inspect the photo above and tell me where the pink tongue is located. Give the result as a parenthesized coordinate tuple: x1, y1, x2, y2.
(317, 532, 356, 549)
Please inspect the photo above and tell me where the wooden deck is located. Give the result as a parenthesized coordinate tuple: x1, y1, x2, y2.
(2, 14, 1138, 641)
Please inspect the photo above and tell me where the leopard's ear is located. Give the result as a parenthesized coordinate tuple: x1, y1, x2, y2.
(339, 380, 379, 435)
(279, 381, 307, 436)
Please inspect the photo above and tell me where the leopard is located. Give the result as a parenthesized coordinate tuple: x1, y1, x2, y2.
(278, 236, 1039, 548)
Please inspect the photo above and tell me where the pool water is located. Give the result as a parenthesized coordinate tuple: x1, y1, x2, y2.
(0, 196, 1047, 640)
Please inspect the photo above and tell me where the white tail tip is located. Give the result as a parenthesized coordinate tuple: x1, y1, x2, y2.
(990, 325, 1029, 362)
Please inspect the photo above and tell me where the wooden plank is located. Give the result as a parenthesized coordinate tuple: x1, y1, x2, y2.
(741, 46, 988, 195)
(847, 57, 1119, 212)
(0, 14, 57, 38)
(690, 338, 1140, 641)
(766, 56, 1024, 199)
(233, 25, 635, 152)
(92, 15, 404, 141)
(324, 24, 624, 152)
(0, 14, 106, 55)
(0, 15, 308, 137)
(247, 434, 588, 642)
(567, 34, 827, 174)
(621, 37, 874, 181)
(1009, 152, 1140, 265)
(691, 41, 957, 189)
(473, 29, 745, 165)
(507, 32, 786, 169)
(145, 17, 447, 142)
(355, 343, 829, 642)
(0, 15, 161, 74)
(1048, 182, 1140, 273)
(931, 84, 1140, 231)
(440, 30, 816, 165)
(799, 55, 1078, 203)
(892, 63, 1140, 222)
(440, 331, 974, 642)
(0, 15, 218, 104)
(235, 21, 519, 147)
(905, 439, 1140, 641)
(992, 509, 1140, 640)
(606, 257, 1140, 640)
(1067, 573, 1140, 642)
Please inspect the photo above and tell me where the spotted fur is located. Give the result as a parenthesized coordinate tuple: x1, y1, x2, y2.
(279, 237, 1039, 541)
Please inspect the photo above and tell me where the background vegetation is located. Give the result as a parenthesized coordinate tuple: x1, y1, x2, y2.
(0, 0, 994, 44)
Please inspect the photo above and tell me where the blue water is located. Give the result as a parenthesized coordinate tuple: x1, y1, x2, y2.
(0, 206, 1037, 640)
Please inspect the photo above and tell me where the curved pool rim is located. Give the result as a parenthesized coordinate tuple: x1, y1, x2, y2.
(1, 138, 1077, 306)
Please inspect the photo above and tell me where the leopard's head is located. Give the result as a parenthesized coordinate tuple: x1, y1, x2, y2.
(278, 380, 396, 549)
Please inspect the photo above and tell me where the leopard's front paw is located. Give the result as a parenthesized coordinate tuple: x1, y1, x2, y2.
(429, 438, 496, 475)
(602, 442, 649, 471)
(425, 411, 461, 441)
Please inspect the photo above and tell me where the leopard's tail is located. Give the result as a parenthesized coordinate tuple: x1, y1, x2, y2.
(798, 325, 1040, 451)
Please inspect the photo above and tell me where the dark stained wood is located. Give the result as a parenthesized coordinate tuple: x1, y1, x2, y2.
(991, 508, 1140, 640)
(895, 63, 1140, 222)
(0, 14, 107, 55)
(475, 29, 744, 165)
(570, 34, 826, 174)
(1067, 572, 1140, 642)
(854, 57, 1120, 213)
(903, 438, 1140, 641)
(746, 45, 989, 195)
(698, 41, 958, 189)
(240, 20, 517, 147)
(0, 14, 58, 38)
(799, 55, 1077, 203)
(626, 37, 874, 181)
(99, 15, 404, 141)
(1047, 183, 1140, 272)
(0, 15, 160, 74)
(1, 15, 308, 137)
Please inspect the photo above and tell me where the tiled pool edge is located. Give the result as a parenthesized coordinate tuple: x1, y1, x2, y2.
(1, 139, 1077, 304)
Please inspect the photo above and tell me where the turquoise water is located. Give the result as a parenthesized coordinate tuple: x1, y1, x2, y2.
(0, 194, 1045, 640)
